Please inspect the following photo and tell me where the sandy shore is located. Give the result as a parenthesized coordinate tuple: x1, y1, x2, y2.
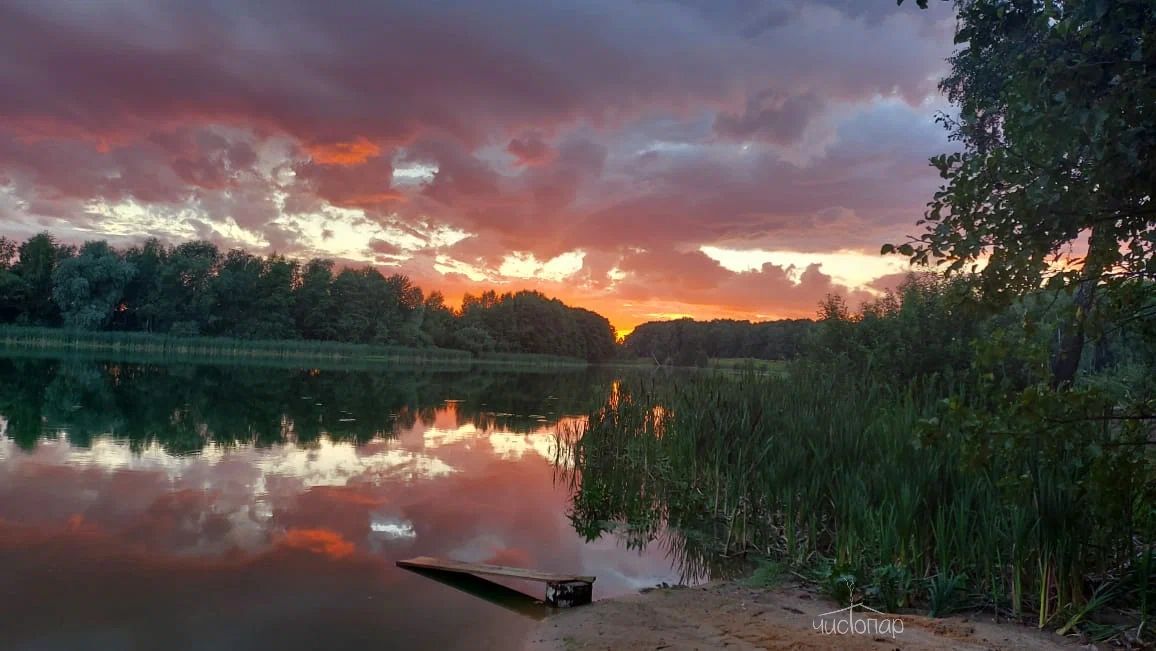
(523, 580, 1081, 650)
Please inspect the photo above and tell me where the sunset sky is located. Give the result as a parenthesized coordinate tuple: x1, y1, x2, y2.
(0, 0, 957, 334)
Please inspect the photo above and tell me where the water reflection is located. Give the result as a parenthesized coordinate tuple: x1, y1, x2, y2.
(0, 357, 612, 451)
(0, 357, 696, 651)
(555, 379, 753, 585)
(397, 566, 555, 620)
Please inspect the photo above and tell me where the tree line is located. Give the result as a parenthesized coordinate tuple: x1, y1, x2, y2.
(622, 317, 813, 366)
(0, 234, 618, 362)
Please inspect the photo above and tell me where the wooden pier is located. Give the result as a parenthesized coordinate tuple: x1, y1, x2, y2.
(396, 556, 595, 607)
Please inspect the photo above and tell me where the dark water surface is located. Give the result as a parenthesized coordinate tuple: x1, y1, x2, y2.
(0, 357, 686, 650)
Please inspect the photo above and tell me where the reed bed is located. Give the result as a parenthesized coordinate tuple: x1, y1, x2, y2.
(558, 365, 1155, 637)
(0, 325, 589, 368)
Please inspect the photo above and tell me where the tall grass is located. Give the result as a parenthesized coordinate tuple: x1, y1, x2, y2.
(0, 325, 589, 368)
(558, 365, 1155, 636)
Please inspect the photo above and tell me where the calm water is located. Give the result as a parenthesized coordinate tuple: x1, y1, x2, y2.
(0, 357, 688, 650)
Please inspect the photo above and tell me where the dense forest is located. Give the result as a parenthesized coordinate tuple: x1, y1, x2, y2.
(622, 317, 813, 366)
(0, 234, 617, 362)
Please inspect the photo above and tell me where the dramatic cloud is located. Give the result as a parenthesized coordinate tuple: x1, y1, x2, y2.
(0, 0, 959, 331)
(714, 90, 825, 144)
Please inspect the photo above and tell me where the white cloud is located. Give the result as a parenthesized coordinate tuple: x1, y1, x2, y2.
(498, 250, 586, 282)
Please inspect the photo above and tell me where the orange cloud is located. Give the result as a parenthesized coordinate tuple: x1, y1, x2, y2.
(0, 2, 956, 330)
(278, 528, 355, 559)
(307, 138, 381, 165)
(340, 191, 406, 206)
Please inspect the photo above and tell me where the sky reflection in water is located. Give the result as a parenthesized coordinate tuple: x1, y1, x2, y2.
(0, 362, 685, 651)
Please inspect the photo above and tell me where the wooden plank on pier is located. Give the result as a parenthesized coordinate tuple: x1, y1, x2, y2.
(396, 556, 595, 585)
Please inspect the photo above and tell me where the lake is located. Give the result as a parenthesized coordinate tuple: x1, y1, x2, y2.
(0, 356, 691, 650)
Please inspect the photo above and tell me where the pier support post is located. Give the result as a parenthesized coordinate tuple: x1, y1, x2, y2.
(545, 581, 592, 607)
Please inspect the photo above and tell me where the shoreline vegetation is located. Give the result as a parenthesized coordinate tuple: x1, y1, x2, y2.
(547, 0, 1156, 642)
(0, 325, 788, 372)
(0, 234, 620, 364)
(0, 233, 812, 369)
(0, 325, 591, 368)
(557, 275, 1155, 645)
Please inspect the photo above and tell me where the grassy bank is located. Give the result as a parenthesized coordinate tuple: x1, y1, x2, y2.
(559, 365, 1155, 642)
(0, 326, 589, 368)
(707, 357, 787, 374)
(610, 356, 789, 374)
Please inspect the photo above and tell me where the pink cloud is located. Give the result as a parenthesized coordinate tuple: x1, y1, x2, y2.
(0, 0, 958, 328)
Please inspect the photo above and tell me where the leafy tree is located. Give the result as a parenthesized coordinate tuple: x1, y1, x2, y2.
(450, 325, 496, 357)
(892, 0, 1156, 387)
(0, 236, 27, 323)
(0, 233, 622, 360)
(209, 249, 264, 336)
(886, 3, 1156, 620)
(117, 238, 167, 331)
(624, 317, 813, 364)
(572, 307, 618, 363)
(50, 241, 136, 330)
(457, 289, 616, 361)
(205, 250, 295, 339)
(810, 274, 980, 382)
(0, 237, 15, 269)
(420, 290, 456, 347)
(253, 254, 297, 340)
(154, 240, 220, 335)
(14, 233, 74, 325)
(380, 273, 424, 345)
(294, 258, 337, 340)
(331, 267, 390, 343)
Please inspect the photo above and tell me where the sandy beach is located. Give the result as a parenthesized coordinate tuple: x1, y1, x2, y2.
(524, 580, 1081, 650)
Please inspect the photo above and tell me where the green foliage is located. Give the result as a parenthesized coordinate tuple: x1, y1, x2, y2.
(154, 240, 220, 333)
(14, 233, 73, 325)
(0, 233, 614, 361)
(450, 325, 496, 357)
(116, 238, 166, 332)
(0, 325, 473, 365)
(743, 559, 786, 589)
(50, 241, 135, 330)
(560, 276, 1156, 635)
(0, 356, 611, 453)
(207, 249, 297, 339)
(623, 317, 813, 365)
(892, 0, 1156, 388)
(869, 564, 914, 613)
(293, 258, 338, 340)
(0, 267, 29, 324)
(459, 289, 617, 362)
(927, 572, 970, 618)
(420, 291, 456, 347)
(897, 0, 1155, 294)
(0, 237, 16, 270)
(816, 562, 863, 606)
(809, 272, 980, 382)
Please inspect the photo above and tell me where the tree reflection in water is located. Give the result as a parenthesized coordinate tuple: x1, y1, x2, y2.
(553, 380, 754, 586)
(0, 355, 612, 454)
